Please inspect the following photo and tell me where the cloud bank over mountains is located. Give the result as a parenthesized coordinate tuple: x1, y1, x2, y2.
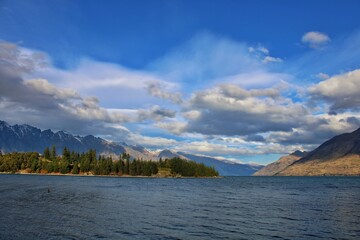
(1, 30, 360, 164)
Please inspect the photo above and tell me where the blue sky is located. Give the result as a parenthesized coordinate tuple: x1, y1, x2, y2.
(1, 0, 360, 164)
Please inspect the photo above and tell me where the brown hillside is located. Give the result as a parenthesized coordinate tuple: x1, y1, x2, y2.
(277, 155, 360, 176)
(253, 154, 302, 176)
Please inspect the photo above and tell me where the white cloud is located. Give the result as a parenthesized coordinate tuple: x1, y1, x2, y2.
(156, 121, 187, 135)
(137, 105, 176, 121)
(0, 41, 47, 74)
(309, 69, 360, 111)
(127, 133, 177, 148)
(249, 46, 269, 55)
(173, 141, 254, 156)
(172, 140, 307, 158)
(145, 81, 182, 104)
(219, 84, 281, 99)
(2, 32, 360, 163)
(316, 72, 330, 80)
(39, 59, 160, 90)
(302, 31, 330, 48)
(268, 112, 360, 145)
(181, 84, 309, 136)
(257, 46, 269, 55)
(25, 78, 81, 100)
(248, 45, 282, 64)
(0, 42, 180, 138)
(30, 58, 179, 109)
(263, 56, 283, 63)
(182, 110, 202, 120)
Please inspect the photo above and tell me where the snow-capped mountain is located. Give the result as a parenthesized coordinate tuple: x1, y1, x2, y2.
(0, 120, 125, 156)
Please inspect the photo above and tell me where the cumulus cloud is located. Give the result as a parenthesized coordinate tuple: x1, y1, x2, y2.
(181, 84, 309, 136)
(2, 32, 359, 161)
(0, 41, 176, 138)
(219, 84, 280, 99)
(268, 112, 360, 145)
(32, 59, 181, 110)
(302, 31, 330, 48)
(137, 106, 176, 122)
(25, 78, 81, 100)
(0, 41, 47, 74)
(182, 110, 201, 120)
(309, 69, 360, 112)
(145, 81, 182, 104)
(156, 121, 187, 135)
(248, 45, 282, 64)
(244, 134, 266, 142)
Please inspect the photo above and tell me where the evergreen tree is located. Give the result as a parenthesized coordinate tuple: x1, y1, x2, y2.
(44, 147, 51, 160)
(62, 147, 71, 163)
(46, 161, 54, 173)
(0, 148, 218, 177)
(59, 160, 69, 174)
(51, 145, 57, 161)
(72, 163, 79, 174)
(124, 158, 130, 175)
(117, 159, 124, 175)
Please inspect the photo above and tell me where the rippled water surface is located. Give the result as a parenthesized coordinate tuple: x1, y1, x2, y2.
(0, 175, 360, 239)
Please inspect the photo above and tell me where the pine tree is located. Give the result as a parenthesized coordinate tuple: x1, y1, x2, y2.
(51, 145, 57, 161)
(62, 147, 71, 163)
(44, 147, 51, 160)
(72, 163, 79, 174)
(59, 160, 69, 174)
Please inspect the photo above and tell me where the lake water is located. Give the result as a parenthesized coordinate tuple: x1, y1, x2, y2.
(0, 175, 359, 239)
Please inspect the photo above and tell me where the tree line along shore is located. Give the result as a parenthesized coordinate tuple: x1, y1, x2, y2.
(0, 146, 219, 177)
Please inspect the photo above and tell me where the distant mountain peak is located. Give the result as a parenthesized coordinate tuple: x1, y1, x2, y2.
(158, 149, 182, 159)
(290, 150, 308, 157)
(0, 120, 10, 126)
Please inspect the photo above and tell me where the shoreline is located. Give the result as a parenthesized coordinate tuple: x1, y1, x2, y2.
(0, 171, 223, 179)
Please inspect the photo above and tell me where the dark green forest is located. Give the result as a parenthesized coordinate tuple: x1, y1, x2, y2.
(0, 147, 219, 177)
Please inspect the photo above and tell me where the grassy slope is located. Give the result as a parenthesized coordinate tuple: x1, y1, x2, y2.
(277, 155, 360, 176)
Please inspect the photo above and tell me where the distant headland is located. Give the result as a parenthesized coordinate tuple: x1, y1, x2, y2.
(0, 147, 219, 178)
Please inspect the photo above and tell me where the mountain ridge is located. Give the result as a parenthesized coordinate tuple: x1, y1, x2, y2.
(277, 127, 360, 176)
(291, 128, 360, 164)
(254, 127, 360, 176)
(253, 150, 307, 176)
(0, 120, 126, 156)
(0, 120, 261, 176)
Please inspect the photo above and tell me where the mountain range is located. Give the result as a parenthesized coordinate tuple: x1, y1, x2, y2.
(254, 128, 360, 176)
(0, 120, 262, 176)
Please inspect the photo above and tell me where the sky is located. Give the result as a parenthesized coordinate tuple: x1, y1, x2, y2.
(1, 0, 360, 165)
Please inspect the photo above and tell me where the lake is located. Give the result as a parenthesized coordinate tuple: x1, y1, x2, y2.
(0, 175, 359, 239)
